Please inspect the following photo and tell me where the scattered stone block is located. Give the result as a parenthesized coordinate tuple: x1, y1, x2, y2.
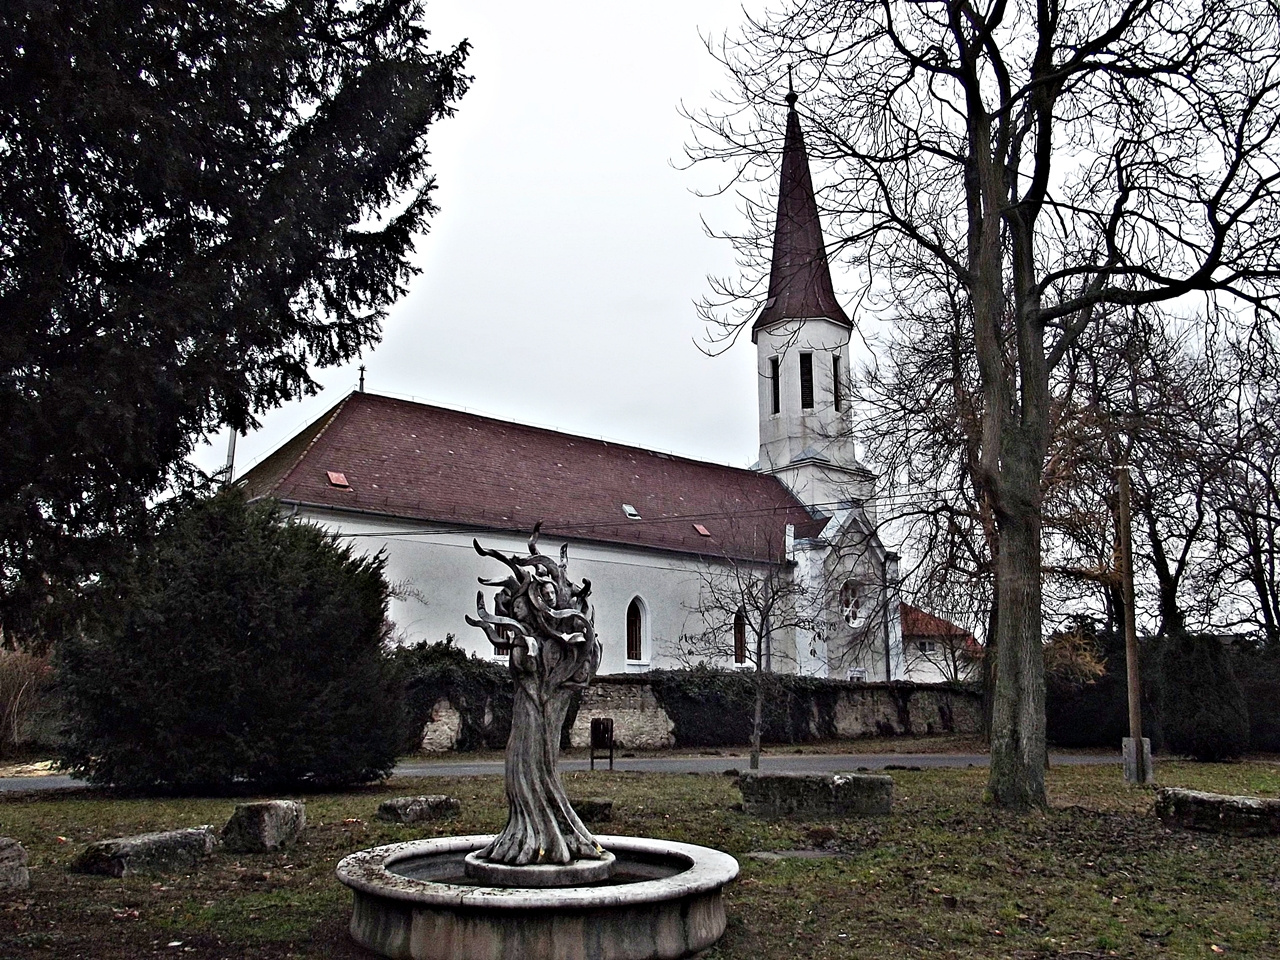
(738, 772, 893, 818)
(1156, 787, 1280, 837)
(0, 837, 30, 890)
(572, 797, 613, 823)
(221, 800, 306, 853)
(376, 795, 460, 824)
(71, 827, 217, 877)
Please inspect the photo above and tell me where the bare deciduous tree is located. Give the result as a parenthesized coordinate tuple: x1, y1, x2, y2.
(691, 0, 1280, 808)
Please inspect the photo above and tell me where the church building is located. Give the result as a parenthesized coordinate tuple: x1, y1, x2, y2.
(241, 92, 913, 681)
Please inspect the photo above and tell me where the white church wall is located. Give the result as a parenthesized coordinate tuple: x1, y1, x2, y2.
(289, 506, 746, 674)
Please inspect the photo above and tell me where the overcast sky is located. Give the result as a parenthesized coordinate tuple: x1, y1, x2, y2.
(195, 0, 792, 480)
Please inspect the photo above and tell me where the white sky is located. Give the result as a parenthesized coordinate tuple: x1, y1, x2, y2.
(195, 0, 784, 480)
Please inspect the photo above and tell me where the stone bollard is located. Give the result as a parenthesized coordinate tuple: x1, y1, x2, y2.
(221, 800, 306, 853)
(376, 796, 461, 824)
(1123, 737, 1155, 785)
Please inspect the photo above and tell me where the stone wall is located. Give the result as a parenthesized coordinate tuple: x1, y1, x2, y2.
(566, 676, 980, 749)
(418, 675, 980, 752)
(829, 683, 982, 739)
(567, 679, 676, 750)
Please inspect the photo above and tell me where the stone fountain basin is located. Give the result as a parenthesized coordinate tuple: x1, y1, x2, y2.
(336, 834, 739, 960)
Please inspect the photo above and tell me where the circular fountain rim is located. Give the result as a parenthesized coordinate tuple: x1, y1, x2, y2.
(336, 834, 739, 911)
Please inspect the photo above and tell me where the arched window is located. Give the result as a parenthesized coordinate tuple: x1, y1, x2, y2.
(626, 598, 644, 661)
(733, 609, 747, 664)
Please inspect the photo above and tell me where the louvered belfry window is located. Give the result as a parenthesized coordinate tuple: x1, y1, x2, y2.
(799, 352, 814, 409)
(733, 609, 747, 664)
(833, 354, 843, 410)
(626, 599, 643, 661)
(770, 356, 781, 414)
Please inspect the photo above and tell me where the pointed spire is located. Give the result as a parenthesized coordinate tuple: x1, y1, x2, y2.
(751, 83, 851, 342)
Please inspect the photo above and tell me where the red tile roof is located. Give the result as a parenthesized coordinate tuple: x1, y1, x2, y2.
(240, 392, 826, 563)
(900, 603, 973, 640)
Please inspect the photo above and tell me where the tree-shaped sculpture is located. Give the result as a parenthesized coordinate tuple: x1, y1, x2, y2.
(466, 523, 606, 866)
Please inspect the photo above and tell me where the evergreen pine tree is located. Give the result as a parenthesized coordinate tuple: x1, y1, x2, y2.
(0, 0, 468, 643)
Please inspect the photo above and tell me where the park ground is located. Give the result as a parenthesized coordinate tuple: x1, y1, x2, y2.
(1, 745, 1278, 959)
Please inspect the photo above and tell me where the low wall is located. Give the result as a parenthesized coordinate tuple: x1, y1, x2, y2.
(566, 675, 981, 750)
(417, 672, 981, 753)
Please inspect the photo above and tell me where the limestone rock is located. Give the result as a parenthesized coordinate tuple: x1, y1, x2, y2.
(1156, 787, 1280, 837)
(70, 827, 217, 877)
(572, 797, 613, 823)
(376, 795, 460, 824)
(738, 772, 893, 818)
(420, 698, 463, 753)
(0, 837, 30, 890)
(220, 800, 306, 853)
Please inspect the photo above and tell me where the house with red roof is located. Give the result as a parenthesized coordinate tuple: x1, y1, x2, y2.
(900, 604, 979, 683)
(240, 90, 912, 680)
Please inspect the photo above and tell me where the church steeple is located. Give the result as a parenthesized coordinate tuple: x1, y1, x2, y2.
(754, 83, 868, 510)
(751, 88, 851, 343)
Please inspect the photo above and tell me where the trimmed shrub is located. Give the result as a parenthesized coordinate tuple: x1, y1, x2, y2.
(1160, 628, 1249, 762)
(1045, 624, 1162, 750)
(57, 491, 400, 793)
(1234, 648, 1280, 752)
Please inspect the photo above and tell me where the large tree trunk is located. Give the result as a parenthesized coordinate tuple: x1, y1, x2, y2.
(481, 676, 601, 865)
(986, 499, 1047, 809)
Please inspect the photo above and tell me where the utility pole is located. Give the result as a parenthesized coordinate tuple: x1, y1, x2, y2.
(1117, 465, 1152, 783)
(222, 428, 238, 489)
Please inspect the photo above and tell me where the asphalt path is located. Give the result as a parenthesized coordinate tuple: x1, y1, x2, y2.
(0, 751, 1119, 794)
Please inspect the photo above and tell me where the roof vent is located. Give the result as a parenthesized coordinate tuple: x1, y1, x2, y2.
(693, 523, 712, 537)
(622, 503, 642, 520)
(326, 471, 350, 488)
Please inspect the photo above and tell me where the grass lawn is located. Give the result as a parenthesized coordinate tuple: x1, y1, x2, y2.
(2, 759, 1279, 958)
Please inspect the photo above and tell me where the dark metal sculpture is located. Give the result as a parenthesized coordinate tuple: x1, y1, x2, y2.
(466, 523, 605, 866)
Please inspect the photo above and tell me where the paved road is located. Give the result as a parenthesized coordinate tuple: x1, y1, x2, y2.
(395, 751, 1119, 777)
(0, 751, 1119, 794)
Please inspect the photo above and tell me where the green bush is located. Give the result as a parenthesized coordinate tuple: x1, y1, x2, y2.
(1160, 628, 1249, 762)
(1234, 647, 1280, 752)
(57, 491, 400, 793)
